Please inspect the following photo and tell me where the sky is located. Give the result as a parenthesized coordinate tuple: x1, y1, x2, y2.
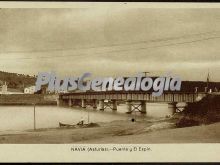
(0, 8, 220, 81)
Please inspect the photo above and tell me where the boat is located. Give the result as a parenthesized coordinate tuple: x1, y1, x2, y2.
(59, 121, 99, 128)
(59, 122, 75, 128)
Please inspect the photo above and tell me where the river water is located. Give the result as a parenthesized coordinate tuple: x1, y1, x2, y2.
(0, 103, 174, 131)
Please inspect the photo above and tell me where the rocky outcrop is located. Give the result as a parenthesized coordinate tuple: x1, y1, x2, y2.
(176, 93, 220, 127)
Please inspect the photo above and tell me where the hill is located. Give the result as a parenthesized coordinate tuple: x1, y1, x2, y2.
(0, 71, 36, 90)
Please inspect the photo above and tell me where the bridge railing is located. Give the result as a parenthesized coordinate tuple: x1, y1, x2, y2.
(59, 91, 206, 103)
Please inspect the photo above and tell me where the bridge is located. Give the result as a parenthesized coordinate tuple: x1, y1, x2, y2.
(58, 91, 207, 114)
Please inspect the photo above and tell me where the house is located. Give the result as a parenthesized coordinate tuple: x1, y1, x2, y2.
(1, 82, 7, 94)
(24, 86, 36, 94)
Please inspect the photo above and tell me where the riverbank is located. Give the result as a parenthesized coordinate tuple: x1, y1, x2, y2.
(0, 118, 220, 144)
(0, 94, 57, 105)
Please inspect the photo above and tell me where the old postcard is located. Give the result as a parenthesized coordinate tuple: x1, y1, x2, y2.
(0, 2, 220, 162)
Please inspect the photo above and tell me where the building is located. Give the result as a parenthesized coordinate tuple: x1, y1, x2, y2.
(1, 82, 7, 94)
(24, 86, 36, 94)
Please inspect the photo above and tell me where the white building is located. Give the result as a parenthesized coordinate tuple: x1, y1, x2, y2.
(1, 83, 7, 94)
(24, 86, 36, 94)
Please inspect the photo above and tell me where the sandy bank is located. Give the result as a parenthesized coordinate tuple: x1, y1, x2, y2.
(0, 119, 220, 144)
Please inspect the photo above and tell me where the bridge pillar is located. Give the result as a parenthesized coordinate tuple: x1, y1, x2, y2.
(99, 100, 104, 111)
(126, 101, 132, 113)
(141, 101, 147, 114)
(68, 99, 72, 107)
(168, 102, 177, 114)
(93, 99, 97, 109)
(57, 98, 65, 106)
(81, 99, 86, 108)
(112, 100, 117, 111)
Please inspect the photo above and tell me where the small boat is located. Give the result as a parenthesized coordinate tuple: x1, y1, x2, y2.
(59, 121, 86, 128)
(59, 122, 75, 128)
(59, 121, 99, 128)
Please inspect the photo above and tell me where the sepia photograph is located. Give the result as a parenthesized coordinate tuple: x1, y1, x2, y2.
(0, 2, 220, 162)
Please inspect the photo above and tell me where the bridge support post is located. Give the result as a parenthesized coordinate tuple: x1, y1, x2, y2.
(68, 99, 72, 107)
(112, 100, 117, 111)
(141, 101, 147, 114)
(99, 100, 104, 111)
(81, 99, 86, 108)
(93, 99, 97, 109)
(168, 102, 177, 114)
(57, 98, 65, 106)
(56, 98, 60, 106)
(126, 101, 132, 113)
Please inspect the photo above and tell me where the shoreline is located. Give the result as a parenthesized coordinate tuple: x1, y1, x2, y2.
(0, 118, 220, 144)
(0, 94, 57, 105)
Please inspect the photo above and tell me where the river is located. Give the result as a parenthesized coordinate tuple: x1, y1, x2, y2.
(0, 103, 174, 131)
